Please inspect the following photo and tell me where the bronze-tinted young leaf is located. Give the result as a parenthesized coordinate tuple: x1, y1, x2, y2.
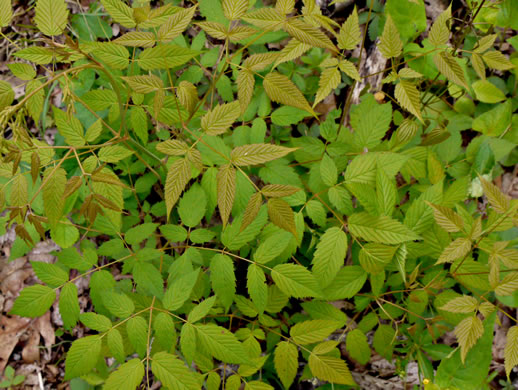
(267, 198, 297, 237)
(202, 101, 241, 135)
(261, 184, 300, 198)
(237, 69, 255, 114)
(217, 164, 236, 227)
(231, 143, 296, 166)
(165, 158, 191, 218)
(263, 72, 314, 115)
(241, 192, 263, 232)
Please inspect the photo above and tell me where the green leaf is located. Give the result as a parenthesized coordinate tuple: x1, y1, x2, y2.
(283, 18, 336, 52)
(247, 264, 268, 313)
(53, 108, 85, 147)
(0, 80, 14, 110)
(165, 158, 191, 218)
(274, 341, 298, 388)
(308, 354, 355, 385)
(163, 269, 200, 311)
(436, 237, 471, 264)
(320, 153, 337, 187)
(10, 284, 56, 318)
(188, 296, 216, 323)
(428, 5, 451, 46)
(338, 6, 361, 50)
(455, 315, 483, 363)
(34, 0, 68, 36)
(210, 254, 236, 309)
(271, 263, 321, 298)
(254, 230, 291, 264)
(60, 283, 80, 330)
(314, 66, 340, 107)
(114, 31, 155, 47)
(359, 243, 397, 274)
(482, 51, 515, 71)
(91, 42, 129, 69)
(178, 184, 207, 227)
(121, 75, 163, 94)
(138, 45, 198, 70)
(100, 0, 136, 28)
(108, 328, 125, 363)
(472, 80, 506, 103)
(312, 227, 347, 287)
(151, 352, 200, 390)
(323, 265, 367, 300)
(64, 335, 102, 379)
(0, 0, 13, 27)
(346, 329, 371, 365)
(505, 326, 518, 379)
(7, 63, 36, 80)
(350, 95, 392, 149)
(133, 262, 164, 299)
(125, 223, 157, 246)
(378, 15, 402, 58)
(373, 324, 395, 360)
(160, 224, 188, 242)
(349, 213, 421, 244)
(103, 291, 134, 319)
(217, 164, 236, 227)
(196, 324, 249, 364)
(290, 320, 340, 345)
(376, 167, 397, 216)
(271, 106, 311, 126)
(426, 202, 464, 232)
(395, 80, 423, 123)
(98, 145, 134, 163)
(202, 101, 241, 135)
(79, 313, 112, 332)
(439, 295, 478, 313)
(231, 143, 295, 166)
(263, 72, 314, 115)
(433, 51, 468, 89)
(127, 316, 148, 357)
(104, 359, 145, 390)
(31, 261, 68, 288)
(158, 6, 197, 42)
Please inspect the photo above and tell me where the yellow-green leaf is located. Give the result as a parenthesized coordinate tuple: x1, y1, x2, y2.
(275, 0, 295, 15)
(263, 72, 313, 114)
(378, 15, 402, 59)
(395, 80, 423, 123)
(428, 5, 451, 46)
(157, 6, 196, 42)
(165, 158, 191, 218)
(308, 354, 355, 385)
(101, 0, 136, 28)
(479, 176, 511, 214)
(455, 315, 483, 363)
(471, 53, 486, 80)
(426, 202, 464, 232)
(223, 0, 249, 21)
(505, 326, 518, 379)
(267, 198, 297, 237)
(338, 59, 361, 81)
(42, 167, 67, 229)
(439, 295, 478, 313)
(114, 31, 155, 48)
(283, 18, 337, 52)
(274, 341, 298, 388)
(433, 51, 468, 89)
(274, 38, 311, 68)
(472, 80, 506, 103)
(34, 0, 68, 36)
(241, 192, 263, 232)
(231, 143, 295, 166)
(482, 51, 515, 71)
(0, 0, 12, 27)
(201, 101, 241, 135)
(338, 6, 360, 50)
(237, 69, 255, 114)
(314, 66, 341, 107)
(242, 8, 284, 31)
(217, 164, 236, 227)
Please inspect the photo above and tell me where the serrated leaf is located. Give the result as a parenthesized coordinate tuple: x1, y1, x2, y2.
(346, 329, 371, 365)
(152, 352, 199, 390)
(472, 80, 505, 103)
(127, 316, 148, 357)
(10, 284, 56, 318)
(376, 167, 397, 216)
(133, 262, 164, 298)
(31, 261, 68, 288)
(267, 198, 297, 237)
(436, 237, 471, 264)
(482, 51, 515, 71)
(64, 335, 102, 379)
(312, 227, 347, 287)
(231, 143, 295, 166)
(34, 0, 68, 36)
(163, 269, 199, 311)
(338, 6, 360, 50)
(276, 0, 294, 15)
(254, 230, 291, 264)
(290, 320, 340, 345)
(101, 0, 136, 28)
(138, 45, 198, 70)
(308, 354, 355, 385)
(283, 18, 337, 52)
(274, 341, 298, 388)
(237, 69, 255, 114)
(338, 59, 361, 81)
(426, 202, 464, 232)
(261, 184, 300, 198)
(314, 66, 340, 107)
(103, 291, 134, 318)
(241, 192, 263, 232)
(247, 264, 268, 313)
(263, 72, 314, 115)
(495, 273, 518, 296)
(359, 243, 397, 274)
(505, 326, 518, 379)
(165, 158, 191, 218)
(121, 75, 163, 94)
(210, 254, 236, 309)
(428, 5, 451, 46)
(104, 359, 144, 390)
(271, 263, 321, 298)
(79, 313, 112, 332)
(395, 80, 423, 123)
(42, 166, 66, 229)
(217, 164, 236, 227)
(223, 0, 248, 20)
(202, 101, 241, 135)
(114, 31, 155, 48)
(479, 176, 511, 214)
(53, 108, 85, 147)
(378, 15, 402, 58)
(0, 0, 13, 27)
(0, 80, 14, 110)
(439, 295, 478, 313)
(242, 8, 285, 30)
(433, 51, 468, 89)
(85, 119, 102, 143)
(349, 212, 421, 244)
(158, 6, 196, 42)
(98, 145, 134, 163)
(474, 34, 497, 53)
(274, 38, 312, 68)
(59, 282, 80, 330)
(7, 63, 36, 80)
(196, 324, 249, 364)
(455, 315, 483, 363)
(188, 296, 216, 323)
